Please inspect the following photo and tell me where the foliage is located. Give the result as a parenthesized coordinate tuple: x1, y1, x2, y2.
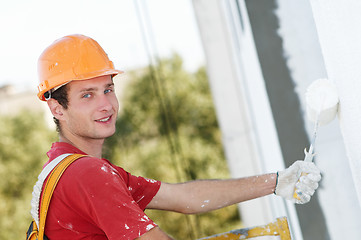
(104, 54, 241, 239)
(0, 111, 56, 239)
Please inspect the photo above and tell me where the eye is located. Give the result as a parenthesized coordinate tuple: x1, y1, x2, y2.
(82, 93, 91, 98)
(104, 89, 113, 94)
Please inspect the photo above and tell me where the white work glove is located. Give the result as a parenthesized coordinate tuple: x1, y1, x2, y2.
(275, 160, 321, 204)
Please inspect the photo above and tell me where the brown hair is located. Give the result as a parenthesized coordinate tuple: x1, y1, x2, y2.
(51, 85, 69, 133)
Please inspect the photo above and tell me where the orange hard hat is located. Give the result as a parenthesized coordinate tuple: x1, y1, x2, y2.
(37, 34, 123, 101)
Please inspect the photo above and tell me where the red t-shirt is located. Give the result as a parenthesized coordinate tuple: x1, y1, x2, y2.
(42, 142, 161, 240)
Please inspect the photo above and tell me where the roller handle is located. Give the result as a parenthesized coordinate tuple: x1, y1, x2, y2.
(293, 147, 315, 200)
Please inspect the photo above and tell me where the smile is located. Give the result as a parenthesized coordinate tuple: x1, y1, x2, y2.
(96, 116, 111, 122)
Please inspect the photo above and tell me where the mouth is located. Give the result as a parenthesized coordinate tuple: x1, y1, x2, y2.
(95, 115, 112, 123)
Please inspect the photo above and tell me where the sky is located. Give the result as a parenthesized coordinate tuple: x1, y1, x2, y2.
(0, 0, 205, 91)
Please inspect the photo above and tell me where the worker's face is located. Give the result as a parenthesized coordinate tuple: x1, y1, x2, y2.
(61, 75, 119, 141)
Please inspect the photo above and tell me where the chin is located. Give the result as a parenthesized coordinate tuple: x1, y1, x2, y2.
(103, 128, 116, 138)
(106, 131, 116, 138)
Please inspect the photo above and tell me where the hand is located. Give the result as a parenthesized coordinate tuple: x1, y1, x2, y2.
(275, 160, 321, 204)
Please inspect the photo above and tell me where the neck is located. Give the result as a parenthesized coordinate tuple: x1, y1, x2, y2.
(59, 134, 104, 159)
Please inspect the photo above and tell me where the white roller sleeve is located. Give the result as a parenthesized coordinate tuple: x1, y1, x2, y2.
(306, 78, 339, 125)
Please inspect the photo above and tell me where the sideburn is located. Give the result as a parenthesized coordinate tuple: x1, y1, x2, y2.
(51, 85, 69, 133)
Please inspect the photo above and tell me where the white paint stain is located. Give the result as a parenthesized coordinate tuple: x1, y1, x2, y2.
(101, 164, 118, 176)
(140, 215, 150, 222)
(58, 222, 80, 234)
(101, 165, 108, 173)
(146, 224, 155, 231)
(201, 199, 210, 208)
(145, 178, 157, 184)
(137, 195, 145, 203)
(125, 224, 130, 230)
(66, 223, 73, 229)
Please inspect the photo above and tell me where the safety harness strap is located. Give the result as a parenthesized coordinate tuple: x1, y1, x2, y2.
(38, 154, 85, 240)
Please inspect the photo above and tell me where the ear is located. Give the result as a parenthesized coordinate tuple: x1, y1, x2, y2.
(47, 99, 66, 120)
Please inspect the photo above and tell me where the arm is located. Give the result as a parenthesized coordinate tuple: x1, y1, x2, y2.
(147, 173, 277, 214)
(148, 160, 321, 213)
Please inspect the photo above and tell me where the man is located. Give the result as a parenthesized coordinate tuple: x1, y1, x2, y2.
(34, 34, 321, 239)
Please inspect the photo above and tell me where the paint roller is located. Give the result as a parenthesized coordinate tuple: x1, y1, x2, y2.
(293, 78, 339, 200)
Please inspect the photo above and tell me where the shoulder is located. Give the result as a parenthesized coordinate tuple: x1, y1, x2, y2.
(68, 155, 117, 172)
(68, 155, 104, 171)
(56, 156, 134, 206)
(62, 156, 128, 186)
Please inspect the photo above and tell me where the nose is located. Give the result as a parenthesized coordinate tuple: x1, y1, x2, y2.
(98, 94, 113, 112)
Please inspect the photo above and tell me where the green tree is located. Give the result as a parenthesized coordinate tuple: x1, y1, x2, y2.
(104, 54, 241, 239)
(0, 54, 241, 240)
(0, 111, 56, 239)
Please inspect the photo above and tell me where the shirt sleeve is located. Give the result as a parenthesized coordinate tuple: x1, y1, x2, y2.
(63, 157, 160, 239)
(109, 162, 161, 210)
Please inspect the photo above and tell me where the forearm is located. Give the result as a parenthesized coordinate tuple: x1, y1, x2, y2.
(149, 173, 277, 214)
(182, 173, 277, 213)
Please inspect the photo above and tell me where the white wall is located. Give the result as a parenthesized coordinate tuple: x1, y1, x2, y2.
(193, 0, 361, 238)
(278, 0, 361, 238)
(192, 1, 302, 239)
(192, 0, 273, 226)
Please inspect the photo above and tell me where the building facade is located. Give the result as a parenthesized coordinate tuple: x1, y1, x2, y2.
(192, 0, 361, 239)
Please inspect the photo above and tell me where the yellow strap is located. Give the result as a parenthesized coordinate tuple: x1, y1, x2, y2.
(38, 154, 85, 240)
(26, 220, 38, 240)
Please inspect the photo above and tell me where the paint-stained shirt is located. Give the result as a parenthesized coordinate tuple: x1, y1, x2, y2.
(42, 142, 161, 240)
